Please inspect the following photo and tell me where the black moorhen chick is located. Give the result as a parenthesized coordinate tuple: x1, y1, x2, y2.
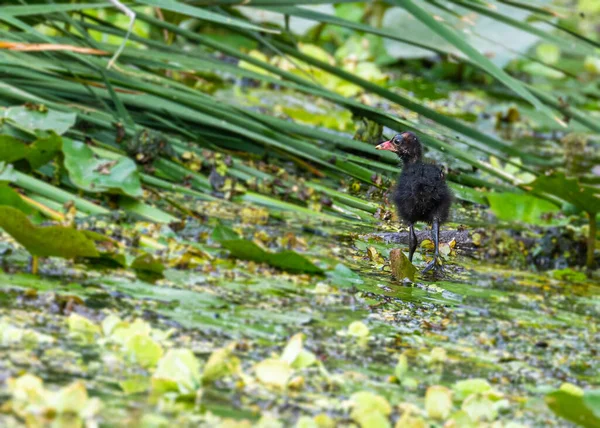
(376, 131, 452, 273)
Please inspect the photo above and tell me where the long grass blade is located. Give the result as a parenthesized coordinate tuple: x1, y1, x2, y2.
(390, 0, 562, 125)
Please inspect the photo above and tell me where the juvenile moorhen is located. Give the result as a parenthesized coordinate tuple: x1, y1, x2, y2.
(376, 132, 452, 273)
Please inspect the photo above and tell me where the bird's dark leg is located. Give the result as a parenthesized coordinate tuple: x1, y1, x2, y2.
(422, 218, 441, 274)
(408, 223, 417, 262)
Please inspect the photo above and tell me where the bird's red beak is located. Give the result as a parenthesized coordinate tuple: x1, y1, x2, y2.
(375, 140, 395, 151)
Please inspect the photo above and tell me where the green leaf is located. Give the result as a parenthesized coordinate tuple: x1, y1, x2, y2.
(453, 379, 492, 401)
(62, 138, 142, 198)
(389, 248, 416, 281)
(462, 394, 499, 422)
(584, 391, 600, 419)
(349, 391, 392, 428)
(0, 134, 62, 168)
(254, 358, 293, 389)
(0, 183, 35, 215)
(487, 192, 560, 225)
(325, 263, 363, 288)
(0, 205, 99, 258)
(152, 349, 203, 395)
(211, 225, 240, 242)
(546, 390, 600, 428)
(68, 313, 101, 343)
(25, 134, 63, 169)
(202, 343, 239, 384)
(1, 106, 76, 135)
(131, 253, 165, 281)
(394, 355, 408, 380)
(119, 375, 150, 395)
(425, 386, 453, 420)
(125, 334, 164, 368)
(347, 321, 370, 338)
(530, 173, 600, 214)
(0, 135, 28, 163)
(220, 239, 323, 274)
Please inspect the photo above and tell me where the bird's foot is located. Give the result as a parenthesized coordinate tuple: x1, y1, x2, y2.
(422, 256, 444, 274)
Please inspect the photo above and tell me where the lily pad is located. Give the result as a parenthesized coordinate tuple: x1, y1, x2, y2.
(212, 226, 323, 274)
(530, 172, 600, 214)
(152, 349, 202, 395)
(62, 138, 142, 197)
(390, 248, 416, 281)
(0, 134, 62, 168)
(0, 205, 99, 258)
(220, 239, 323, 274)
(202, 343, 240, 384)
(487, 192, 560, 225)
(1, 106, 76, 135)
(546, 389, 600, 428)
(425, 386, 453, 420)
(131, 253, 165, 281)
(254, 358, 293, 389)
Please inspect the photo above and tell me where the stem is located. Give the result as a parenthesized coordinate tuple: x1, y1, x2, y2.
(587, 211, 597, 270)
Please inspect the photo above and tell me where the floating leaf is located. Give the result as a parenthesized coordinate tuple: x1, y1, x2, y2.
(101, 314, 125, 337)
(131, 253, 165, 281)
(68, 313, 101, 343)
(453, 379, 492, 401)
(62, 138, 142, 197)
(254, 358, 293, 389)
(429, 347, 447, 364)
(0, 206, 99, 258)
(347, 321, 369, 338)
(425, 386, 453, 420)
(152, 349, 202, 395)
(0, 134, 62, 168)
(280, 333, 316, 369)
(202, 343, 240, 384)
(119, 375, 150, 395)
(439, 243, 451, 257)
(584, 391, 600, 419)
(212, 224, 240, 242)
(280, 333, 304, 366)
(530, 172, 600, 214)
(8, 373, 45, 405)
(1, 106, 76, 135)
(110, 318, 152, 346)
(326, 263, 363, 288)
(546, 389, 600, 428)
(8, 374, 101, 423)
(389, 248, 416, 281)
(0, 320, 54, 346)
(349, 391, 392, 428)
(394, 354, 409, 380)
(462, 394, 498, 422)
(220, 239, 323, 274)
(125, 334, 164, 368)
(420, 239, 434, 251)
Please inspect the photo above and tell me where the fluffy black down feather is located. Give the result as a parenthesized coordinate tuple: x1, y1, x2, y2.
(393, 162, 452, 224)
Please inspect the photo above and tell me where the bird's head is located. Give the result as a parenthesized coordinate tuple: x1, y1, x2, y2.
(375, 131, 423, 164)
